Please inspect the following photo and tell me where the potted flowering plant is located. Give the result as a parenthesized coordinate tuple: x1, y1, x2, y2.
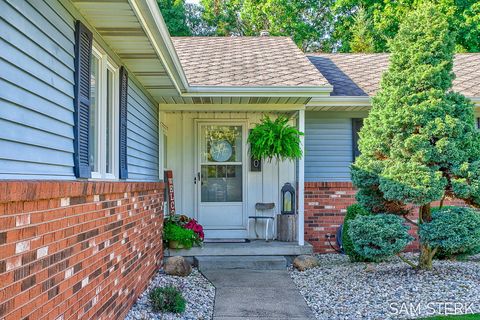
(184, 219, 204, 246)
(164, 214, 204, 250)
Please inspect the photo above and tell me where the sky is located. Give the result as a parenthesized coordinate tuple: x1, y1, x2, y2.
(185, 0, 200, 3)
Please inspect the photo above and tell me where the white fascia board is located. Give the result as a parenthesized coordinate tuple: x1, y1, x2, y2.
(160, 103, 306, 112)
(130, 0, 189, 93)
(183, 85, 333, 97)
(307, 96, 372, 107)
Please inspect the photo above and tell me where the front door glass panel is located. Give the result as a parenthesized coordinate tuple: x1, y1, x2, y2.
(200, 125, 242, 202)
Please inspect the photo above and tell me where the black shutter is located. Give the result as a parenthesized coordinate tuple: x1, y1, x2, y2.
(119, 66, 129, 179)
(73, 21, 93, 178)
(477, 118, 480, 130)
(352, 118, 363, 161)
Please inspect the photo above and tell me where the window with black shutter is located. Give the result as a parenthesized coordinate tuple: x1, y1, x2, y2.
(477, 118, 480, 130)
(119, 67, 128, 179)
(73, 21, 93, 178)
(74, 20, 123, 180)
(352, 118, 363, 161)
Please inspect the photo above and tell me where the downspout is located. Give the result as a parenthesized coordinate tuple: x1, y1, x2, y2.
(298, 109, 305, 246)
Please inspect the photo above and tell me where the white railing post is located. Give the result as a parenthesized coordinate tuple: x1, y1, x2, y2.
(298, 109, 305, 246)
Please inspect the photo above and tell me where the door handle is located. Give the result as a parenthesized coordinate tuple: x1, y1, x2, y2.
(194, 172, 201, 184)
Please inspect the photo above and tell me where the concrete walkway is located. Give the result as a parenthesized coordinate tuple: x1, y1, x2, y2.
(203, 269, 315, 320)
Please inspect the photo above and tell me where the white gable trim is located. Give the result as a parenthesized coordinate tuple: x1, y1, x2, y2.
(130, 0, 190, 93)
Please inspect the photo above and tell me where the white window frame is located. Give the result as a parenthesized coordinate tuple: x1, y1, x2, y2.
(91, 43, 119, 180)
(159, 121, 168, 214)
(159, 121, 168, 177)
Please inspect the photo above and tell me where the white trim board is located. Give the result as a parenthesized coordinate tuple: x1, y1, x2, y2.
(159, 104, 306, 112)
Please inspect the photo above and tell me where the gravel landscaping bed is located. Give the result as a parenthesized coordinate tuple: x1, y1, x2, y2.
(290, 254, 480, 320)
(125, 268, 215, 320)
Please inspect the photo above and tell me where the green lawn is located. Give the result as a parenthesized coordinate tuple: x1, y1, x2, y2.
(419, 315, 480, 320)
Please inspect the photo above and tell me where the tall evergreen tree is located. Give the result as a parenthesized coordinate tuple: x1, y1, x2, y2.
(351, 3, 480, 270)
(349, 6, 375, 53)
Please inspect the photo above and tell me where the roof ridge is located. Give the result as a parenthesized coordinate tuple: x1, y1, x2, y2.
(307, 53, 388, 56)
(307, 52, 480, 56)
(171, 36, 292, 39)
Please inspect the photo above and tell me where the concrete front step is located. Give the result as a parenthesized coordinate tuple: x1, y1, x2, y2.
(195, 255, 287, 271)
(165, 240, 313, 257)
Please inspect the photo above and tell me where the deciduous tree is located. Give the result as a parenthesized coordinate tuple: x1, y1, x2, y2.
(333, 0, 480, 52)
(200, 0, 335, 52)
(185, 3, 216, 36)
(157, 0, 191, 36)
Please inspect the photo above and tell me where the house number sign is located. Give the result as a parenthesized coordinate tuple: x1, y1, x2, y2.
(164, 170, 176, 214)
(251, 157, 262, 172)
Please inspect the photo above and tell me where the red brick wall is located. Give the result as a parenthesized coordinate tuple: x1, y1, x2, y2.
(304, 182, 465, 254)
(0, 181, 164, 320)
(305, 182, 357, 253)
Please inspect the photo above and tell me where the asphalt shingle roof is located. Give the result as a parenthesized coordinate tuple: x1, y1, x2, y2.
(308, 53, 480, 97)
(171, 37, 329, 87)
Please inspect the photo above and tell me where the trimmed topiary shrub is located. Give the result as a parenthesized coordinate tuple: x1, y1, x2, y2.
(342, 204, 372, 262)
(349, 2, 480, 269)
(149, 286, 186, 313)
(348, 214, 413, 262)
(420, 207, 480, 259)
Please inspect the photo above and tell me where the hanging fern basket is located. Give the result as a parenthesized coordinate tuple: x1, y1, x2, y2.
(248, 115, 304, 161)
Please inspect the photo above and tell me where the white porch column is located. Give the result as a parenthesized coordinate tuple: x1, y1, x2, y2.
(298, 109, 305, 246)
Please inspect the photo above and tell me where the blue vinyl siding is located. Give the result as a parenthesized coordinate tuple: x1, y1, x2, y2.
(0, 0, 160, 181)
(304, 112, 355, 182)
(127, 80, 159, 181)
(0, 0, 76, 179)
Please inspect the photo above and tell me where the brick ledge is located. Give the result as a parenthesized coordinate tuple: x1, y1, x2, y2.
(0, 180, 165, 203)
(305, 181, 354, 188)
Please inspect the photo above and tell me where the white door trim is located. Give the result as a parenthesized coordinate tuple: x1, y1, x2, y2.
(194, 119, 249, 238)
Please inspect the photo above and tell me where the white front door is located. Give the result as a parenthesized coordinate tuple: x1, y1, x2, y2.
(196, 122, 247, 239)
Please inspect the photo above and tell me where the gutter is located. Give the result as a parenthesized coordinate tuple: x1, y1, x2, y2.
(184, 86, 333, 97)
(307, 96, 480, 108)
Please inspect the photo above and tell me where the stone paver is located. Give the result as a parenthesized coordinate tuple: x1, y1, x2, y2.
(203, 269, 315, 320)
